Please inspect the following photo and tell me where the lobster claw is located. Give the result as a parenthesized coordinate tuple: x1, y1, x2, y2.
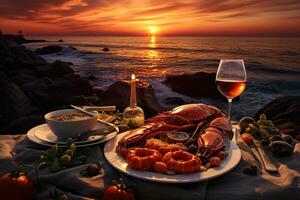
(198, 127, 225, 158)
(209, 117, 233, 139)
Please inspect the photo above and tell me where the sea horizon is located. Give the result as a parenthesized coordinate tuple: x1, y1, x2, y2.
(26, 34, 300, 38)
(23, 35, 300, 120)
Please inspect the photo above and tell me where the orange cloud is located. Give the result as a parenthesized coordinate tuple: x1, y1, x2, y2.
(0, 0, 300, 36)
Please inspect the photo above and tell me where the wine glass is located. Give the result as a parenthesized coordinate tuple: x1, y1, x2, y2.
(216, 59, 247, 119)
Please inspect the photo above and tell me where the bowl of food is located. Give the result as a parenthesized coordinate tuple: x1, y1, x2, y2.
(44, 109, 98, 141)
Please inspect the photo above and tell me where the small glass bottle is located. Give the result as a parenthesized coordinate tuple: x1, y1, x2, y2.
(123, 74, 145, 128)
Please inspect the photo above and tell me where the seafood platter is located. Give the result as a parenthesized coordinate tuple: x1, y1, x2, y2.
(104, 104, 241, 183)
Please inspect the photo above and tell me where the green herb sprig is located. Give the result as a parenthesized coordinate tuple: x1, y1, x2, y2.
(37, 138, 92, 172)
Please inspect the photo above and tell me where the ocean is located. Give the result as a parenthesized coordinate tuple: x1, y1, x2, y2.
(25, 36, 300, 120)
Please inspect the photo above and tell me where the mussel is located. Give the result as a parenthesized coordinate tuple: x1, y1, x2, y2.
(282, 135, 294, 146)
(269, 141, 293, 156)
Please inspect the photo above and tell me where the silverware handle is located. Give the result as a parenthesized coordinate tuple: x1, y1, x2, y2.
(83, 106, 116, 112)
(255, 142, 278, 172)
(70, 105, 97, 117)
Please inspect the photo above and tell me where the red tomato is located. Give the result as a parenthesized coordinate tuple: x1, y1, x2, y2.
(209, 156, 221, 167)
(216, 151, 227, 160)
(242, 134, 253, 146)
(103, 180, 135, 200)
(0, 173, 33, 200)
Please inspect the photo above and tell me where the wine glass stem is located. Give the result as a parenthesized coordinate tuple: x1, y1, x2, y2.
(227, 98, 232, 120)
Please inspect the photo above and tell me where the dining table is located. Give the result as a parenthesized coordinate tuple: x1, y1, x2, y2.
(0, 125, 299, 200)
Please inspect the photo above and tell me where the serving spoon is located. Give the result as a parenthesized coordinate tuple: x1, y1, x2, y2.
(70, 104, 98, 117)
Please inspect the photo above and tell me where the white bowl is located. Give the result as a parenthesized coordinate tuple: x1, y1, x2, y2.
(44, 109, 98, 141)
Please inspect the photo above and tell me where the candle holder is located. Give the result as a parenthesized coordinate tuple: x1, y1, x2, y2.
(123, 74, 145, 128)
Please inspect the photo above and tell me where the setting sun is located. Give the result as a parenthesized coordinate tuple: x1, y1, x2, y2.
(149, 26, 158, 35)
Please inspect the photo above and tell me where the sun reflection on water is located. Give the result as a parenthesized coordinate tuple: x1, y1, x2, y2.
(139, 35, 167, 77)
(147, 50, 158, 59)
(149, 36, 156, 48)
(147, 36, 159, 60)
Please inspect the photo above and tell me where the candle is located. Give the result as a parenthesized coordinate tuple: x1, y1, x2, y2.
(123, 74, 145, 128)
(130, 74, 137, 108)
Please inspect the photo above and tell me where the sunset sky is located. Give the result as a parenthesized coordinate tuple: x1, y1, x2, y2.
(1, 0, 300, 36)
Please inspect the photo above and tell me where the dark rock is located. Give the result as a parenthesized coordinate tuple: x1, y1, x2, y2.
(102, 47, 109, 51)
(1, 34, 46, 44)
(0, 64, 7, 74)
(165, 97, 185, 105)
(8, 69, 37, 77)
(0, 115, 44, 134)
(272, 118, 289, 125)
(58, 39, 64, 42)
(0, 37, 48, 68)
(48, 74, 95, 107)
(1, 34, 27, 44)
(11, 70, 37, 86)
(22, 39, 47, 43)
(22, 74, 96, 111)
(86, 75, 97, 80)
(61, 46, 77, 54)
(280, 129, 297, 136)
(101, 81, 165, 117)
(255, 96, 300, 138)
(67, 46, 77, 51)
(50, 74, 94, 96)
(0, 71, 9, 84)
(93, 87, 105, 97)
(276, 122, 297, 130)
(66, 62, 74, 66)
(163, 72, 223, 99)
(50, 95, 97, 108)
(85, 96, 100, 105)
(0, 36, 101, 133)
(21, 78, 53, 112)
(0, 82, 37, 126)
(36, 60, 74, 78)
(36, 45, 63, 55)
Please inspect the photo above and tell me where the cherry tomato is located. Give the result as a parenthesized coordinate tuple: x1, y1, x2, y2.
(103, 179, 135, 200)
(0, 172, 33, 200)
(216, 151, 227, 160)
(209, 156, 221, 167)
(242, 133, 253, 146)
(153, 162, 168, 174)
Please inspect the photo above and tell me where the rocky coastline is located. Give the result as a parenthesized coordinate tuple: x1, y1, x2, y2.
(0, 35, 165, 133)
(0, 35, 299, 139)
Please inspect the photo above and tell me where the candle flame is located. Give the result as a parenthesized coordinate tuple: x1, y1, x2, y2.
(131, 74, 136, 80)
